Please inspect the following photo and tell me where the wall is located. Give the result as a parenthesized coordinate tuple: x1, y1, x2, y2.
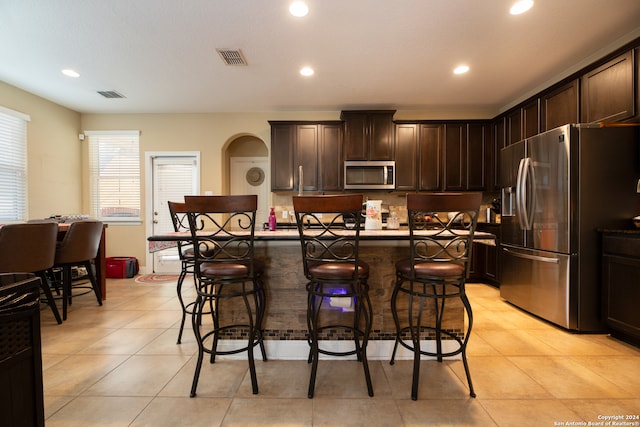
(80, 111, 339, 267)
(0, 81, 81, 219)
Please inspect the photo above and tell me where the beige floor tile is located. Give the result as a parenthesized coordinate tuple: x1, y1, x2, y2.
(136, 328, 199, 356)
(466, 332, 501, 356)
(160, 358, 249, 398)
(450, 356, 552, 399)
(45, 396, 151, 427)
(234, 359, 312, 398)
(480, 399, 581, 427)
(474, 329, 560, 356)
(223, 397, 313, 426)
(559, 399, 640, 423)
(130, 396, 232, 427)
(85, 354, 191, 396)
(121, 309, 183, 328)
(313, 398, 402, 427)
(396, 398, 497, 426)
(525, 329, 634, 356)
(43, 354, 129, 396)
(302, 359, 391, 398)
(78, 328, 166, 354)
(383, 360, 472, 399)
(41, 325, 116, 354)
(508, 356, 635, 399)
(569, 356, 640, 391)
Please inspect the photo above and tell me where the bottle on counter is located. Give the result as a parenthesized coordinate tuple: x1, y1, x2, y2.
(268, 207, 277, 231)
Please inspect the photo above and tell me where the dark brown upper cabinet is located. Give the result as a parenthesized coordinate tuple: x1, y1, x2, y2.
(394, 123, 418, 191)
(491, 117, 506, 191)
(269, 121, 342, 192)
(581, 50, 635, 123)
(523, 99, 539, 138)
(466, 122, 487, 191)
(540, 79, 579, 132)
(443, 123, 466, 191)
(506, 109, 522, 145)
(318, 123, 343, 191)
(418, 124, 443, 191)
(342, 110, 395, 161)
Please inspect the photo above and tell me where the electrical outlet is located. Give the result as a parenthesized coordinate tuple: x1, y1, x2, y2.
(282, 210, 288, 219)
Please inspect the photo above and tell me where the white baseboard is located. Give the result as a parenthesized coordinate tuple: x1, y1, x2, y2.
(212, 340, 462, 361)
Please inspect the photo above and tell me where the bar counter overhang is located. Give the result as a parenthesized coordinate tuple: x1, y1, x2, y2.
(148, 228, 495, 360)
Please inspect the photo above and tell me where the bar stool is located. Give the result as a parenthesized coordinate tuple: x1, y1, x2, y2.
(184, 195, 267, 397)
(168, 201, 197, 344)
(390, 192, 481, 400)
(292, 194, 374, 398)
(52, 220, 104, 320)
(0, 223, 62, 324)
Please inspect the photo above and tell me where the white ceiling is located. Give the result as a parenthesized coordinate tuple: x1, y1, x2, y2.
(2, 0, 640, 116)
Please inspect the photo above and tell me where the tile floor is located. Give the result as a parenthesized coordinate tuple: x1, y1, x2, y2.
(39, 278, 640, 426)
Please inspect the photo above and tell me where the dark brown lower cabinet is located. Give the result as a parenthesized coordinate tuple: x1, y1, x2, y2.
(470, 223, 500, 287)
(602, 232, 640, 346)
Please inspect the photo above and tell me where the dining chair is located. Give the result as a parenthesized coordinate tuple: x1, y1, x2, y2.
(0, 223, 62, 324)
(52, 220, 104, 320)
(184, 195, 267, 397)
(292, 194, 374, 398)
(390, 192, 481, 400)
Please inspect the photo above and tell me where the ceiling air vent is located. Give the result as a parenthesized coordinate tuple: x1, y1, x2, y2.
(216, 48, 248, 66)
(97, 90, 125, 99)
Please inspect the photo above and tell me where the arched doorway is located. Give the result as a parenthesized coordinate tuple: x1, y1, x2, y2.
(224, 135, 269, 228)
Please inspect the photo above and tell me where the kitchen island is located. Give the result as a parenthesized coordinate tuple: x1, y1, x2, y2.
(149, 228, 494, 359)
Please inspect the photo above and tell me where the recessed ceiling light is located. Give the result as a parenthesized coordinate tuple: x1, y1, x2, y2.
(289, 1, 309, 17)
(453, 65, 470, 75)
(510, 0, 534, 15)
(61, 69, 80, 78)
(300, 66, 314, 77)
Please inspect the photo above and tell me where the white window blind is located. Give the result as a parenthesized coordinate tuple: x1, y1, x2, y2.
(87, 131, 141, 222)
(0, 108, 29, 222)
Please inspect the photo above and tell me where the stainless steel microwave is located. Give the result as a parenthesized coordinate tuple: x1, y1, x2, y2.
(343, 160, 395, 190)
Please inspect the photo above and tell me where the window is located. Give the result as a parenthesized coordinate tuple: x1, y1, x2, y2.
(87, 130, 141, 223)
(0, 106, 29, 222)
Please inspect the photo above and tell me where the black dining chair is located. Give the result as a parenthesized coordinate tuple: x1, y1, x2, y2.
(390, 192, 481, 400)
(0, 222, 62, 324)
(184, 195, 267, 397)
(52, 220, 104, 320)
(292, 194, 374, 398)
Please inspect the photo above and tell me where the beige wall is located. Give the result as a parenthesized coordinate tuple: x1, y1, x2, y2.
(0, 81, 82, 219)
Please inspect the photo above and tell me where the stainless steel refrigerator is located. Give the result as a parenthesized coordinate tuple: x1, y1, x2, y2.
(500, 124, 638, 331)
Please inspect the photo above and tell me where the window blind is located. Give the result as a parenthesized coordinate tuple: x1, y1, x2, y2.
(0, 109, 29, 222)
(87, 131, 141, 222)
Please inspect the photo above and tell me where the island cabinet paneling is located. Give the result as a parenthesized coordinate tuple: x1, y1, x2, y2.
(394, 123, 418, 191)
(269, 121, 342, 192)
(581, 49, 635, 123)
(342, 110, 395, 161)
(540, 79, 579, 132)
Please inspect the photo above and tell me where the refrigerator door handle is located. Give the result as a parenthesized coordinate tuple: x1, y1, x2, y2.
(523, 157, 536, 230)
(516, 158, 527, 230)
(503, 247, 560, 264)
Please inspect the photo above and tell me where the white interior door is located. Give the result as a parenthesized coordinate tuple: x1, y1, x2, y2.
(230, 157, 269, 230)
(149, 154, 199, 273)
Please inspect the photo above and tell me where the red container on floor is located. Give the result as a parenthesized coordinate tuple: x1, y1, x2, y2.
(105, 257, 139, 278)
